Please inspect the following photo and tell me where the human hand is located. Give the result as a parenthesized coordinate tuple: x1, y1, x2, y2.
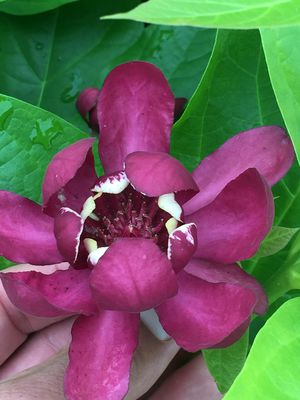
(0, 265, 222, 400)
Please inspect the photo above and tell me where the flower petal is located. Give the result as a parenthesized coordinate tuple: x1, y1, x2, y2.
(156, 271, 257, 351)
(125, 151, 198, 197)
(185, 126, 294, 214)
(54, 208, 83, 264)
(97, 61, 175, 173)
(90, 238, 178, 312)
(185, 259, 267, 315)
(185, 168, 274, 264)
(0, 191, 63, 265)
(65, 311, 139, 400)
(168, 223, 197, 272)
(0, 267, 96, 317)
(76, 87, 99, 123)
(43, 138, 96, 217)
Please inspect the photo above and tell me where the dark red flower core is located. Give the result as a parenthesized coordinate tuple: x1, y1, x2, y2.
(82, 186, 175, 251)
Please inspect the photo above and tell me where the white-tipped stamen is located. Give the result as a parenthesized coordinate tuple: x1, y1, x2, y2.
(158, 193, 182, 221)
(141, 309, 170, 341)
(88, 246, 109, 266)
(81, 196, 96, 220)
(165, 217, 178, 234)
(84, 238, 98, 254)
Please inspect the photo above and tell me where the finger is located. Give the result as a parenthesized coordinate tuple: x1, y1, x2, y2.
(0, 349, 68, 400)
(0, 317, 75, 381)
(126, 324, 179, 399)
(149, 355, 222, 400)
(0, 263, 70, 365)
(0, 323, 179, 399)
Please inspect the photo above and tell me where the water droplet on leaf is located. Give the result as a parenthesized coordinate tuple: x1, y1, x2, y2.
(0, 100, 13, 131)
(60, 71, 83, 103)
(30, 118, 62, 149)
(35, 42, 44, 50)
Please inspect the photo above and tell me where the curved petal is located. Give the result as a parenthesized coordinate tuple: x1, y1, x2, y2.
(125, 152, 198, 197)
(185, 126, 294, 214)
(43, 138, 96, 217)
(0, 191, 63, 265)
(76, 87, 99, 122)
(211, 318, 250, 348)
(185, 259, 267, 314)
(98, 61, 175, 173)
(185, 169, 274, 264)
(0, 267, 96, 317)
(54, 208, 83, 264)
(156, 271, 256, 351)
(65, 311, 139, 400)
(168, 223, 197, 272)
(90, 238, 178, 312)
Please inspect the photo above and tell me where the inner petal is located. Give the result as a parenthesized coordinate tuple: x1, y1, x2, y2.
(81, 185, 179, 252)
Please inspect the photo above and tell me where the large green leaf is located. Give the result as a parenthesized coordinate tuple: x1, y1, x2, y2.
(172, 29, 284, 170)
(0, 0, 215, 130)
(104, 0, 300, 29)
(0, 0, 78, 15)
(203, 331, 249, 393)
(261, 26, 300, 163)
(224, 298, 300, 400)
(254, 226, 300, 258)
(0, 93, 87, 203)
(171, 29, 300, 302)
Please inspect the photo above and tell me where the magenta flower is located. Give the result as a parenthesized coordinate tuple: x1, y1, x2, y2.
(0, 62, 294, 400)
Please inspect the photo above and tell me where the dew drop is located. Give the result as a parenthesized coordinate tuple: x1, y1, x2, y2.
(35, 42, 44, 50)
(0, 99, 13, 131)
(60, 71, 83, 103)
(30, 118, 63, 149)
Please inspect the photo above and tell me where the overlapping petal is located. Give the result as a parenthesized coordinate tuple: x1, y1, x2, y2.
(97, 61, 175, 173)
(185, 259, 267, 314)
(0, 191, 63, 265)
(1, 267, 96, 317)
(125, 151, 198, 197)
(54, 208, 84, 264)
(90, 238, 178, 312)
(43, 138, 96, 217)
(185, 168, 274, 264)
(168, 223, 197, 272)
(184, 126, 294, 214)
(65, 311, 139, 400)
(156, 270, 257, 351)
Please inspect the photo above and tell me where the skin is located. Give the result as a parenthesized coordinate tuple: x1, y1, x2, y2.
(0, 266, 222, 400)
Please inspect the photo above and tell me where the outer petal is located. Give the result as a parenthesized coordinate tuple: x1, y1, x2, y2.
(43, 138, 96, 217)
(125, 151, 198, 197)
(185, 169, 274, 264)
(54, 208, 83, 264)
(65, 311, 139, 400)
(90, 238, 178, 312)
(98, 61, 175, 173)
(0, 267, 96, 317)
(185, 126, 294, 214)
(168, 223, 198, 272)
(0, 191, 63, 265)
(185, 259, 267, 314)
(76, 87, 99, 122)
(156, 271, 257, 351)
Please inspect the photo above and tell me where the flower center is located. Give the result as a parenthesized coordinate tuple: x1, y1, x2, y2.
(82, 186, 177, 251)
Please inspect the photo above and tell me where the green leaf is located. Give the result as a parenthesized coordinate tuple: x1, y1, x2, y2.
(0, 93, 87, 203)
(0, 0, 78, 15)
(255, 226, 300, 258)
(0, 0, 215, 130)
(224, 298, 300, 400)
(261, 27, 300, 164)
(203, 331, 249, 393)
(172, 29, 284, 170)
(103, 0, 300, 29)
